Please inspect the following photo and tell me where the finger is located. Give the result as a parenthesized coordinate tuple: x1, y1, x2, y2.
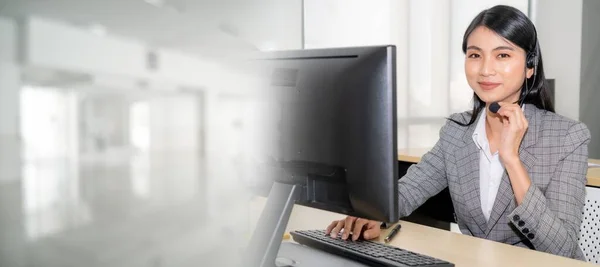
(509, 106, 526, 130)
(342, 216, 356, 240)
(352, 218, 369, 241)
(326, 220, 338, 235)
(330, 220, 345, 238)
(497, 107, 522, 128)
(509, 104, 528, 129)
(502, 117, 510, 128)
(496, 105, 519, 117)
(507, 108, 522, 129)
(363, 221, 381, 240)
(519, 109, 529, 129)
(496, 109, 513, 125)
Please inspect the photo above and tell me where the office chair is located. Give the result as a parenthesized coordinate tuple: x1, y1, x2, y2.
(579, 186, 600, 263)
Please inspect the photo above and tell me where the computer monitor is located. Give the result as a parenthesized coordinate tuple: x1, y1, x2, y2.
(245, 45, 399, 267)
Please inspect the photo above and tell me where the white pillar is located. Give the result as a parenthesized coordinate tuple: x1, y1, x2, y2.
(0, 15, 25, 267)
(534, 0, 583, 120)
(0, 16, 22, 183)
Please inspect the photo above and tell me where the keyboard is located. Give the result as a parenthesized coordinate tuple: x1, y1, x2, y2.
(290, 230, 454, 267)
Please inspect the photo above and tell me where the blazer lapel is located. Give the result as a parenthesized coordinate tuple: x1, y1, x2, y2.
(485, 104, 540, 235)
(457, 115, 488, 235)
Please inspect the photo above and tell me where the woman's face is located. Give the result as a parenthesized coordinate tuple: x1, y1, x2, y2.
(464, 26, 533, 105)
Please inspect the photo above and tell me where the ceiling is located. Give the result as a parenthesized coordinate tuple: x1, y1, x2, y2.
(0, 0, 303, 60)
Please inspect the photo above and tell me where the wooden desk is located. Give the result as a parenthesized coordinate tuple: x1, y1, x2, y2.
(399, 148, 600, 187)
(588, 159, 600, 187)
(249, 198, 595, 267)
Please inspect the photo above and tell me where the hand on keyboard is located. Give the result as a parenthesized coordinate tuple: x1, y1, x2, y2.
(325, 216, 381, 241)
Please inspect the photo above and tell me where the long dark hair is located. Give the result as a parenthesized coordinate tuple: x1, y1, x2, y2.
(450, 5, 554, 126)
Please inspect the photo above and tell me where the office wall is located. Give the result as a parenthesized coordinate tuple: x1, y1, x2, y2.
(534, 0, 583, 121)
(304, 0, 395, 48)
(580, 0, 600, 158)
(254, 0, 303, 51)
(78, 95, 130, 155)
(149, 95, 201, 152)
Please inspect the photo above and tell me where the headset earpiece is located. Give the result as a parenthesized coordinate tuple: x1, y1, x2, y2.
(526, 39, 540, 74)
(526, 53, 537, 69)
(521, 40, 539, 106)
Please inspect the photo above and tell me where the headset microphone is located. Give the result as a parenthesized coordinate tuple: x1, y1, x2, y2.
(489, 102, 501, 114)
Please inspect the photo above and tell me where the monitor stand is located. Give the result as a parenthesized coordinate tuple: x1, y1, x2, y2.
(245, 181, 368, 267)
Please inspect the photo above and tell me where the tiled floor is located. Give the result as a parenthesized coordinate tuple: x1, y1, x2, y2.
(0, 151, 251, 267)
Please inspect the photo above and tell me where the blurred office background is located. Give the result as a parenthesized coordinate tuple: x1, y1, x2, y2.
(0, 0, 598, 266)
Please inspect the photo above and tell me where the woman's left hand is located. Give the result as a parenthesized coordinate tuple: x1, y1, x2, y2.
(495, 102, 528, 164)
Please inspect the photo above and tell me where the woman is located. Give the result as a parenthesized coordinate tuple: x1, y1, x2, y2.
(325, 5, 590, 261)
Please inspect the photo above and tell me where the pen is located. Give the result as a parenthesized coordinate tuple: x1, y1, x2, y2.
(384, 223, 401, 243)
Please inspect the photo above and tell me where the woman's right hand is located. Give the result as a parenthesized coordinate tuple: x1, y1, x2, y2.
(325, 216, 381, 241)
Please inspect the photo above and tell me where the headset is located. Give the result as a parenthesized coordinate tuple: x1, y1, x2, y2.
(520, 38, 540, 106)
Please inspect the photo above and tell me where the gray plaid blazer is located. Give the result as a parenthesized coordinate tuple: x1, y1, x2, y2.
(398, 104, 591, 261)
